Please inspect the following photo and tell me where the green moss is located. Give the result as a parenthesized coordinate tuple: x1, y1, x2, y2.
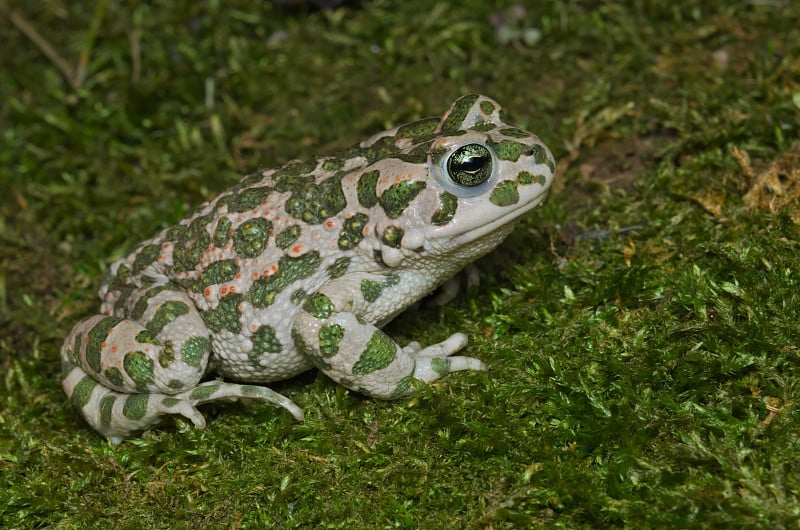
(5, 1, 800, 529)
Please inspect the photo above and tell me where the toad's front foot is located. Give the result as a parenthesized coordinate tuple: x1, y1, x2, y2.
(409, 332, 488, 382)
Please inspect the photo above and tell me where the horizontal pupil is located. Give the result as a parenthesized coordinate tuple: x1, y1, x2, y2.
(457, 157, 485, 171)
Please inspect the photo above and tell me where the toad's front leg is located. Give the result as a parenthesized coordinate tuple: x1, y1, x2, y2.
(292, 276, 487, 399)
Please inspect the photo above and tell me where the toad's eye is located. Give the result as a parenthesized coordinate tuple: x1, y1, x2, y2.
(447, 144, 492, 187)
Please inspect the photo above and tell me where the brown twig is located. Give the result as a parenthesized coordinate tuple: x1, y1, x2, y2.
(7, 9, 79, 90)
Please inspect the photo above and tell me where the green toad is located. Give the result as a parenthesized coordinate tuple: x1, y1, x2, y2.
(61, 95, 555, 443)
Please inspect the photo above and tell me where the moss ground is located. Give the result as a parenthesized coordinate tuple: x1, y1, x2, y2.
(1, 1, 800, 527)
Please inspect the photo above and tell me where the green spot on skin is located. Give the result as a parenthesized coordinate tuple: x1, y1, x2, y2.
(213, 216, 232, 247)
(104, 367, 124, 388)
(518, 170, 548, 186)
(221, 186, 272, 213)
(191, 384, 220, 401)
(286, 175, 347, 224)
(146, 301, 190, 334)
(479, 100, 496, 115)
(390, 376, 415, 398)
(275, 225, 301, 249)
(432, 192, 458, 225)
(290, 289, 307, 305)
(135, 329, 159, 345)
(124, 351, 155, 391)
(164, 226, 183, 241)
(132, 244, 160, 275)
(381, 226, 404, 248)
(233, 218, 273, 258)
(269, 161, 316, 192)
(112, 284, 137, 315)
(181, 336, 209, 367)
(441, 94, 480, 133)
(487, 139, 529, 162)
(529, 143, 556, 172)
(242, 385, 275, 397)
(338, 213, 369, 250)
(132, 285, 180, 321)
(202, 293, 243, 333)
(379, 180, 427, 218)
(430, 358, 448, 375)
(251, 325, 282, 354)
(66, 335, 82, 368)
(318, 323, 345, 358)
(292, 328, 309, 354)
(352, 331, 397, 375)
(357, 170, 380, 208)
(86, 317, 124, 374)
(303, 292, 335, 319)
(383, 274, 401, 287)
(471, 121, 496, 132)
(397, 141, 432, 164)
(500, 127, 530, 138)
(106, 264, 131, 293)
(162, 397, 181, 408)
(122, 394, 150, 420)
(167, 379, 186, 390)
(361, 279, 382, 303)
(321, 157, 344, 172)
(328, 257, 351, 279)
(490, 180, 520, 206)
(344, 135, 402, 165)
(250, 252, 321, 308)
(197, 259, 238, 291)
(396, 117, 439, 138)
(173, 215, 211, 272)
(71, 376, 97, 409)
(99, 395, 116, 428)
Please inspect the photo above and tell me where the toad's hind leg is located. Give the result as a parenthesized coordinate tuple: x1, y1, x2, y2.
(61, 286, 216, 442)
(61, 296, 304, 443)
(63, 364, 304, 444)
(62, 364, 208, 445)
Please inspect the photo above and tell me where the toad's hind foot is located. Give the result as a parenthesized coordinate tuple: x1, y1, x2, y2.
(176, 381, 305, 422)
